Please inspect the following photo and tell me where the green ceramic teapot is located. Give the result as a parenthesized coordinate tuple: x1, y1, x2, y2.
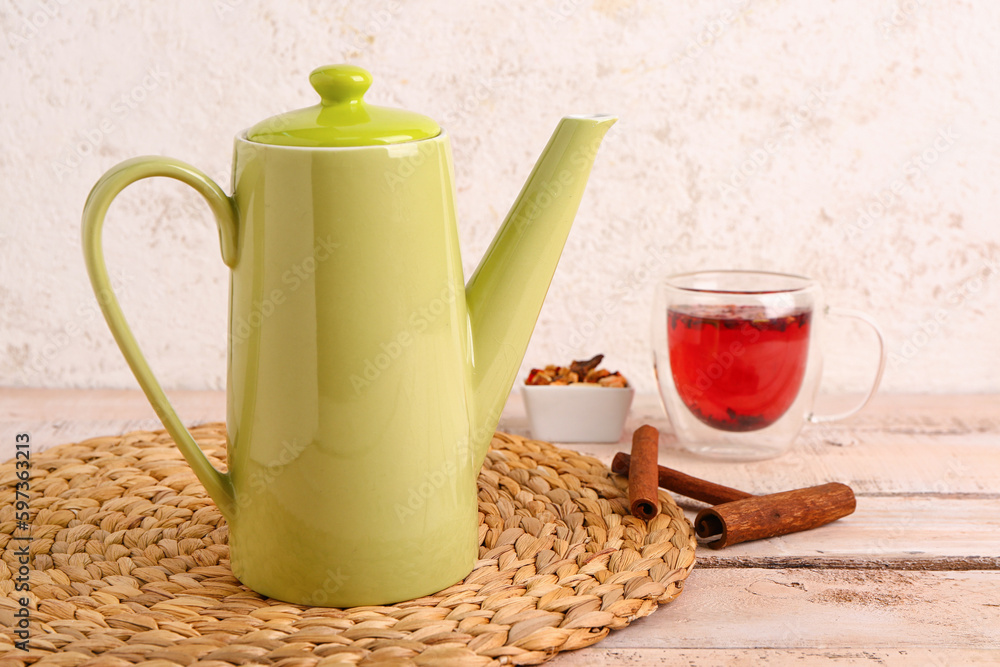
(82, 65, 616, 606)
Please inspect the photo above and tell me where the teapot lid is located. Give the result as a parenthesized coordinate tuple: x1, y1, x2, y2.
(246, 65, 440, 147)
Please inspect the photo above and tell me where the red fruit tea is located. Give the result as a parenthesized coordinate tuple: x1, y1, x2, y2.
(667, 305, 812, 432)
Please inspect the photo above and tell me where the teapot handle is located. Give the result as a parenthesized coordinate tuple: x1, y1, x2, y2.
(82, 156, 238, 521)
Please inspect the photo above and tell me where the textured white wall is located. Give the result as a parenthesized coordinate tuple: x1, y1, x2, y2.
(1, 0, 998, 396)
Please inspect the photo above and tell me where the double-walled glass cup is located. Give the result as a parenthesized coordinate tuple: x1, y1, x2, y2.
(652, 271, 886, 460)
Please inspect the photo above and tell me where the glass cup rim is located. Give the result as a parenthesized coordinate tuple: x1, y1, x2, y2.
(662, 269, 816, 295)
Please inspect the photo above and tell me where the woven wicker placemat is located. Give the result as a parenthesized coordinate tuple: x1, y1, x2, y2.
(0, 425, 696, 666)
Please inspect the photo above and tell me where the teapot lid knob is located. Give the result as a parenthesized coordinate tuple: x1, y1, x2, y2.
(246, 64, 440, 147)
(310, 65, 372, 105)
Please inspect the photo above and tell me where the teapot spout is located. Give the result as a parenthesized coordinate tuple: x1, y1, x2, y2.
(465, 114, 617, 465)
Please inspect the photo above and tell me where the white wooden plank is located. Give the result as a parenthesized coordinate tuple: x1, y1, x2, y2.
(506, 393, 1000, 497)
(694, 496, 1000, 567)
(564, 432, 1000, 498)
(593, 569, 1000, 651)
(501, 392, 1000, 441)
(548, 648, 1000, 666)
(0, 388, 225, 459)
(4, 389, 1000, 498)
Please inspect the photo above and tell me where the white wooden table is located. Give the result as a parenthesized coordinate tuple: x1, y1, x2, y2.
(2, 389, 998, 665)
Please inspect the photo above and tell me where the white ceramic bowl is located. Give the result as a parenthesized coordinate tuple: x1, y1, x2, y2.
(521, 384, 635, 443)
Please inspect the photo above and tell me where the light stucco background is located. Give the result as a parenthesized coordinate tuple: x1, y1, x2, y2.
(1, 0, 998, 397)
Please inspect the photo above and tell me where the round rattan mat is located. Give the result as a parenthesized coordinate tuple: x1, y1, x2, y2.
(0, 425, 696, 666)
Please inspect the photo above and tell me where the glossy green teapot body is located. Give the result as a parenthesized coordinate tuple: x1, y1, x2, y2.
(82, 66, 615, 606)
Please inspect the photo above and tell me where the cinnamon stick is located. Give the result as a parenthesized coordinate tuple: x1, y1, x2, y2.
(611, 453, 752, 505)
(695, 482, 856, 548)
(626, 425, 661, 521)
(611, 454, 856, 548)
